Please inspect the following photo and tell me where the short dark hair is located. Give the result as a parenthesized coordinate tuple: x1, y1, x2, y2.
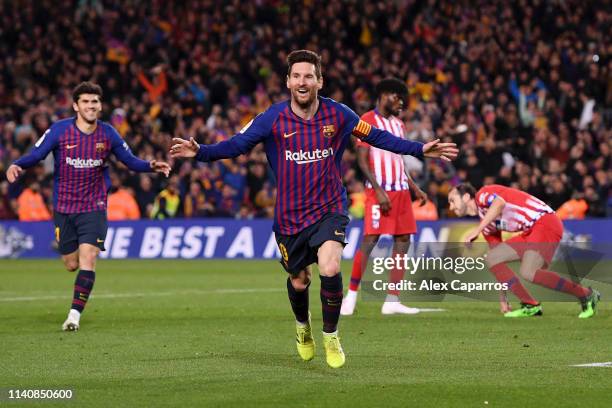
(452, 183, 477, 198)
(375, 78, 408, 100)
(287, 50, 322, 79)
(72, 81, 103, 102)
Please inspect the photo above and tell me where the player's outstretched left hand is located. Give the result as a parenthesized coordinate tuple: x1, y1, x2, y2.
(170, 137, 199, 158)
(423, 139, 458, 162)
(6, 164, 24, 183)
(150, 160, 171, 177)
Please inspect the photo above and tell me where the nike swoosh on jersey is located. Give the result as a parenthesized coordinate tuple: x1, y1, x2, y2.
(334, 230, 345, 236)
(66, 144, 78, 149)
(283, 131, 297, 138)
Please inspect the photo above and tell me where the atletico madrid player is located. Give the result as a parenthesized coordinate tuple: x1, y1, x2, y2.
(448, 183, 600, 318)
(171, 50, 459, 368)
(341, 78, 427, 316)
(7, 82, 171, 331)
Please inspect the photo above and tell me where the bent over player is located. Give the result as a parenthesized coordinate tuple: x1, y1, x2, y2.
(448, 183, 600, 318)
(7, 82, 171, 331)
(171, 50, 458, 368)
(341, 78, 427, 316)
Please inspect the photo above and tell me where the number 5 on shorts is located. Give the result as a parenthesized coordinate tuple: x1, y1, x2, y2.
(372, 204, 380, 220)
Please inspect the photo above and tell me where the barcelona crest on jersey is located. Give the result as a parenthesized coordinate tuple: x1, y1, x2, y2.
(322, 124, 335, 138)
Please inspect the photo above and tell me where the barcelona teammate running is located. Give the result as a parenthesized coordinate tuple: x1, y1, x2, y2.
(171, 50, 458, 368)
(448, 183, 600, 318)
(342, 78, 427, 316)
(7, 82, 171, 331)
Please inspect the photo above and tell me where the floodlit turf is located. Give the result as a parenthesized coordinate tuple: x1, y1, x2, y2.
(0, 259, 611, 407)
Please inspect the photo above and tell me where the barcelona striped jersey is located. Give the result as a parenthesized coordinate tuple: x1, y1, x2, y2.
(14, 118, 151, 214)
(195, 97, 425, 235)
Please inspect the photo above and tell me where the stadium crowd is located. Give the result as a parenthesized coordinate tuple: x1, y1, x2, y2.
(1, 0, 610, 221)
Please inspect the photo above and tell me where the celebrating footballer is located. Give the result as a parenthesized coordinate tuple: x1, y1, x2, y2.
(171, 50, 458, 368)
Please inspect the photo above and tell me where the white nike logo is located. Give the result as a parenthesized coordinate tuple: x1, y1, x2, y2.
(66, 144, 78, 150)
(283, 131, 297, 138)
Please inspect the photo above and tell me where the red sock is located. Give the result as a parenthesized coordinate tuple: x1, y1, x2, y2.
(532, 269, 590, 299)
(349, 249, 365, 291)
(387, 251, 404, 296)
(490, 263, 539, 305)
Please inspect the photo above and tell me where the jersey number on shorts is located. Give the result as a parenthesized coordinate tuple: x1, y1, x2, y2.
(279, 243, 289, 265)
(371, 205, 381, 229)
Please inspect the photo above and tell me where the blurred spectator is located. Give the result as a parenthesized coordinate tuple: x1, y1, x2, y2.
(347, 181, 366, 219)
(16, 182, 51, 221)
(585, 187, 606, 217)
(236, 204, 254, 220)
(412, 199, 439, 221)
(557, 194, 589, 220)
(246, 162, 269, 206)
(184, 181, 214, 218)
(0, 0, 609, 219)
(137, 65, 168, 104)
(254, 181, 276, 218)
(0, 181, 17, 219)
(135, 174, 157, 218)
(151, 176, 180, 220)
(217, 185, 240, 218)
(106, 173, 140, 220)
(546, 176, 572, 210)
(107, 187, 140, 220)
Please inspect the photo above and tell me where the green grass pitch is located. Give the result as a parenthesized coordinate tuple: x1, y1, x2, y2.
(0, 259, 610, 407)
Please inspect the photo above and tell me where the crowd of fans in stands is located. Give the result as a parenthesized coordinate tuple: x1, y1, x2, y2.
(0, 0, 610, 221)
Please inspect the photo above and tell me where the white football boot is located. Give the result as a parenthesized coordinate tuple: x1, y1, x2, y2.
(340, 289, 358, 315)
(381, 295, 419, 315)
(62, 309, 81, 331)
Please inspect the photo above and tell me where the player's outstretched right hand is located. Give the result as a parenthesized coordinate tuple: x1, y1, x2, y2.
(150, 160, 171, 177)
(170, 137, 199, 158)
(6, 164, 24, 183)
(422, 139, 459, 162)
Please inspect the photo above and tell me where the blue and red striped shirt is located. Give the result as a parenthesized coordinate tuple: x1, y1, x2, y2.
(196, 97, 424, 235)
(14, 118, 151, 214)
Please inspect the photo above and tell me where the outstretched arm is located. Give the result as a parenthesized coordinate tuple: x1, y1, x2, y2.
(171, 112, 273, 162)
(342, 103, 458, 161)
(171, 130, 263, 162)
(354, 123, 458, 161)
(110, 128, 170, 176)
(8, 128, 58, 183)
(353, 121, 424, 157)
(195, 130, 263, 162)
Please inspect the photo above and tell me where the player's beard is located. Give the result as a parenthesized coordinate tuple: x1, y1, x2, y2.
(386, 100, 402, 117)
(292, 89, 317, 110)
(457, 202, 468, 217)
